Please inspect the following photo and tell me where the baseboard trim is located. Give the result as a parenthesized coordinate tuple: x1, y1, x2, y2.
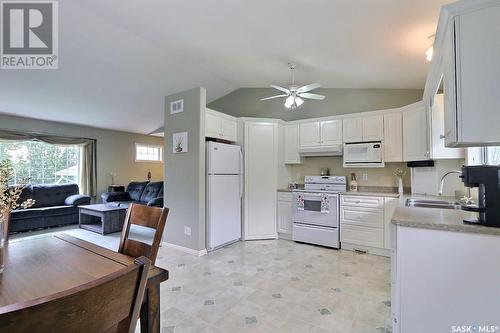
(162, 242, 207, 256)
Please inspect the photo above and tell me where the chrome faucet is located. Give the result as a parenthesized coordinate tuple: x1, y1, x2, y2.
(438, 170, 473, 203)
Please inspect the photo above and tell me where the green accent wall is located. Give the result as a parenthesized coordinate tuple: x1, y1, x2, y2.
(208, 88, 423, 120)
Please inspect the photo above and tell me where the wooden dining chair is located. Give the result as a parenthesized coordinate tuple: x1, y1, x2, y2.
(118, 204, 169, 265)
(0, 256, 151, 333)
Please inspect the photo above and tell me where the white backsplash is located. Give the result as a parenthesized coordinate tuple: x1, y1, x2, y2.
(411, 159, 467, 197)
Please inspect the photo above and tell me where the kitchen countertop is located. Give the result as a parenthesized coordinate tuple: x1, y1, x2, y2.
(341, 191, 401, 198)
(391, 194, 500, 236)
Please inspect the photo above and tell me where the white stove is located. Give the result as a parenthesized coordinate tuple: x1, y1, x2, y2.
(292, 176, 346, 248)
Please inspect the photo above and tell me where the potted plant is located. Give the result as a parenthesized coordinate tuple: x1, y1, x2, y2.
(394, 168, 407, 194)
(0, 159, 35, 273)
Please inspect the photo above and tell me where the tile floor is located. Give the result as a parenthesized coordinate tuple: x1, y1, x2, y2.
(13, 226, 392, 333)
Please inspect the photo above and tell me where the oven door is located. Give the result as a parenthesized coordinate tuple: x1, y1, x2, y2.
(292, 192, 338, 228)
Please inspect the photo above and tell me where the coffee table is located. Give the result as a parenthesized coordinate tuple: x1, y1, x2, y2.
(79, 204, 127, 235)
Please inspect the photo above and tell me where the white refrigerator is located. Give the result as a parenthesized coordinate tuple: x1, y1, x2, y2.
(206, 141, 243, 251)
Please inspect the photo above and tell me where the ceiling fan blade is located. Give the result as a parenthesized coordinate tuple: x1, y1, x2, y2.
(298, 92, 326, 100)
(270, 85, 290, 94)
(260, 94, 288, 101)
(297, 83, 321, 93)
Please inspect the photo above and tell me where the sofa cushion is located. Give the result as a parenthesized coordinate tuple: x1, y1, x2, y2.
(33, 184, 79, 208)
(42, 205, 78, 217)
(139, 181, 163, 203)
(10, 208, 44, 221)
(126, 181, 148, 202)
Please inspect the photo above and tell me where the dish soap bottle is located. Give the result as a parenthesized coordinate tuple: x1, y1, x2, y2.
(349, 173, 358, 192)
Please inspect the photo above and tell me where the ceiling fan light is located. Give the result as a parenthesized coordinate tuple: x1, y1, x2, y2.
(284, 96, 294, 108)
(295, 97, 304, 107)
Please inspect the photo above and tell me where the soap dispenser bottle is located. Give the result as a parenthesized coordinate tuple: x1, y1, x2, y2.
(350, 173, 358, 192)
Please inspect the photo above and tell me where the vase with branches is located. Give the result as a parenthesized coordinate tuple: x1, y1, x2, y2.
(393, 168, 407, 194)
(0, 159, 35, 273)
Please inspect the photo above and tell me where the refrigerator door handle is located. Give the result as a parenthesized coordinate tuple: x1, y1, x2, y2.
(239, 150, 244, 198)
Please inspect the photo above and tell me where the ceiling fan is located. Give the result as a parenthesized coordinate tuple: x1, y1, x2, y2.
(261, 63, 325, 109)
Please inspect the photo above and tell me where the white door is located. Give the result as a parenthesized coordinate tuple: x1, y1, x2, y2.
(363, 115, 383, 141)
(205, 112, 221, 139)
(207, 175, 241, 250)
(207, 142, 241, 174)
(343, 118, 363, 143)
(403, 104, 429, 161)
(431, 94, 464, 159)
(299, 122, 321, 148)
(384, 112, 403, 162)
(284, 124, 301, 164)
(320, 120, 342, 146)
(244, 122, 277, 240)
(220, 117, 238, 142)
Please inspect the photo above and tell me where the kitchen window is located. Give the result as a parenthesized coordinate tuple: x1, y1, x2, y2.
(466, 147, 500, 166)
(135, 143, 163, 162)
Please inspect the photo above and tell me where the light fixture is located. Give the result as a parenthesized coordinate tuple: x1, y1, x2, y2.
(295, 97, 304, 107)
(426, 46, 434, 62)
(426, 34, 435, 62)
(284, 95, 294, 108)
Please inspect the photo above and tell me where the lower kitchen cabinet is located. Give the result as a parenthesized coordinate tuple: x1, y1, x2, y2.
(276, 192, 293, 238)
(340, 194, 395, 256)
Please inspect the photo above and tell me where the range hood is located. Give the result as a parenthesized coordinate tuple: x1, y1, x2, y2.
(298, 144, 343, 157)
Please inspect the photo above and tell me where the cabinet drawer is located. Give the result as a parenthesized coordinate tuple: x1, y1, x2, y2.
(277, 192, 293, 202)
(341, 195, 384, 208)
(341, 207, 383, 228)
(341, 224, 384, 248)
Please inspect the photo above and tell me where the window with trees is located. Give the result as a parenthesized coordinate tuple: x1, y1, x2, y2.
(0, 140, 81, 185)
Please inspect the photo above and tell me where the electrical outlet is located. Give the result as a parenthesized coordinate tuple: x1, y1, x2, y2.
(184, 226, 191, 236)
(362, 173, 368, 181)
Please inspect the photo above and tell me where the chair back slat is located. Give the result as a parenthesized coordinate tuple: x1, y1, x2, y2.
(121, 239, 152, 261)
(118, 204, 169, 265)
(0, 256, 151, 333)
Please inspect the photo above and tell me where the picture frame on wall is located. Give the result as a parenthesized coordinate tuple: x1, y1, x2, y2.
(173, 131, 188, 153)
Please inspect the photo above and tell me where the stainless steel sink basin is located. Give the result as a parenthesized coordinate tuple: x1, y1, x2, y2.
(405, 198, 462, 210)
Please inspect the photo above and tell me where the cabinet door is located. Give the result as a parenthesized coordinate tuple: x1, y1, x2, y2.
(205, 112, 221, 139)
(284, 124, 301, 164)
(363, 115, 383, 141)
(403, 104, 429, 161)
(454, 6, 500, 145)
(442, 21, 458, 147)
(343, 118, 363, 143)
(220, 117, 238, 142)
(320, 120, 342, 146)
(384, 112, 403, 162)
(277, 199, 292, 234)
(244, 122, 277, 240)
(299, 122, 321, 148)
(431, 94, 464, 159)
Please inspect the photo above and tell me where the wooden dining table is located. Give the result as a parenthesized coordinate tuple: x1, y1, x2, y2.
(0, 233, 169, 333)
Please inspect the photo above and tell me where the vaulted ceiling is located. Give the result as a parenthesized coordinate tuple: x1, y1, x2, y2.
(0, 0, 448, 134)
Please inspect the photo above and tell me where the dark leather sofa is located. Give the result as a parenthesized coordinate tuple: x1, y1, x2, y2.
(101, 181, 164, 207)
(9, 184, 91, 233)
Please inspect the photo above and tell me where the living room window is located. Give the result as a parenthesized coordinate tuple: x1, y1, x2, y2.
(135, 143, 163, 162)
(0, 140, 81, 185)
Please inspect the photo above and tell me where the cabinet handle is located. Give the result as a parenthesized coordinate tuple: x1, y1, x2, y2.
(439, 134, 445, 139)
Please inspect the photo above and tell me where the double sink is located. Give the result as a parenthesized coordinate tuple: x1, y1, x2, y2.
(405, 198, 462, 210)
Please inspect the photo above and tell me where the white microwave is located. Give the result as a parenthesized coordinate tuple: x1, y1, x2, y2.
(343, 141, 384, 167)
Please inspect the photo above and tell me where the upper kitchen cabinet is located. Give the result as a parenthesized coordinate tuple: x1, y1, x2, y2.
(299, 122, 321, 148)
(343, 115, 383, 143)
(343, 118, 363, 143)
(284, 124, 302, 164)
(424, 1, 500, 147)
(383, 112, 403, 162)
(298, 120, 343, 155)
(429, 94, 465, 159)
(402, 102, 429, 162)
(205, 108, 238, 142)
